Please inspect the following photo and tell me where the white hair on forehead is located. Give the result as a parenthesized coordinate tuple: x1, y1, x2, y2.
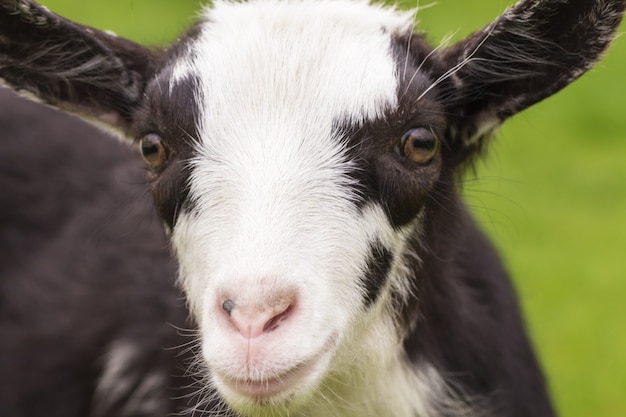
(170, 0, 415, 128)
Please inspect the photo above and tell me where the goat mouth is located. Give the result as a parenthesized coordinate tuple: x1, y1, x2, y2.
(218, 365, 311, 400)
(216, 334, 338, 402)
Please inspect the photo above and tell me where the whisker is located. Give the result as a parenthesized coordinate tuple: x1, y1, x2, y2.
(413, 26, 495, 103)
(401, 30, 457, 99)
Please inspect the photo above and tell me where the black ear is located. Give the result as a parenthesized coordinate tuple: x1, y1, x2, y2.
(439, 0, 625, 163)
(0, 0, 157, 137)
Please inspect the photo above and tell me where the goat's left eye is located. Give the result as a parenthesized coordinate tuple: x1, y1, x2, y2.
(140, 133, 169, 170)
(398, 128, 439, 164)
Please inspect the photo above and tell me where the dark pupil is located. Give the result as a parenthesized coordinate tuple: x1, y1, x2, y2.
(142, 142, 159, 159)
(411, 135, 435, 151)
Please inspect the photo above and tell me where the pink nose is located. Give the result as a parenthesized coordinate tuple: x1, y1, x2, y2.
(221, 294, 295, 339)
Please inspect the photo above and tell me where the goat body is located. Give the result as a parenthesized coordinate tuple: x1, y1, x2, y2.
(0, 1, 624, 416)
(0, 88, 196, 416)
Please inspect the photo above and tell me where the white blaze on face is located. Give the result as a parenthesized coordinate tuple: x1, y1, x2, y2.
(170, 0, 414, 412)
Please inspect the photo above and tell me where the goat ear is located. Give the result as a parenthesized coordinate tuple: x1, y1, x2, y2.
(0, 0, 156, 138)
(440, 0, 625, 163)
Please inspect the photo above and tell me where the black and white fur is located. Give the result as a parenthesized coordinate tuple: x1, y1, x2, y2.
(1, 0, 623, 416)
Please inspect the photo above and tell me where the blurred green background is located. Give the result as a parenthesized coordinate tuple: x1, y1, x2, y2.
(38, 1, 626, 416)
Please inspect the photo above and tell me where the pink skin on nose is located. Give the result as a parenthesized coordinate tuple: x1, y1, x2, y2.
(223, 295, 295, 339)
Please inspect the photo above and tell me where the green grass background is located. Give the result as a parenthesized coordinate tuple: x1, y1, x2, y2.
(37, 1, 626, 415)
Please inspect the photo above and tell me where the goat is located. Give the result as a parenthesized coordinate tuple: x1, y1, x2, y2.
(1, 0, 623, 416)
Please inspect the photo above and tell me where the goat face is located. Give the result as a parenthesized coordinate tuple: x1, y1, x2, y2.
(149, 4, 429, 411)
(1, 0, 623, 416)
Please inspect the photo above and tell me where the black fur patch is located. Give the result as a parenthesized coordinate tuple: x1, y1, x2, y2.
(361, 241, 393, 308)
(132, 69, 201, 229)
(129, 26, 204, 229)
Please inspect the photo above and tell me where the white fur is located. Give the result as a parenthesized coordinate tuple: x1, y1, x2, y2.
(168, 1, 454, 416)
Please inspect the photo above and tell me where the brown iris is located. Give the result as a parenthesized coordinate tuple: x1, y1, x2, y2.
(140, 133, 169, 170)
(398, 128, 439, 164)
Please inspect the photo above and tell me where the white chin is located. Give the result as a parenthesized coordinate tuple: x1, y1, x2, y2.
(210, 335, 337, 412)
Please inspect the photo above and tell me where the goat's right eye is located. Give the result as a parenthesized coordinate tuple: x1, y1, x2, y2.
(140, 134, 169, 170)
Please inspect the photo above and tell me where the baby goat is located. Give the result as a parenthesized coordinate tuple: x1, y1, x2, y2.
(1, 0, 623, 416)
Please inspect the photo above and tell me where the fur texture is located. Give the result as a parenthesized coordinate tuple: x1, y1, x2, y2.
(1, 1, 624, 416)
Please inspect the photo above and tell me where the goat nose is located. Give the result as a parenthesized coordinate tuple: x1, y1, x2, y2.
(221, 295, 295, 339)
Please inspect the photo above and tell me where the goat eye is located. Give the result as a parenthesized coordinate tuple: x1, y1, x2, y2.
(398, 128, 439, 164)
(140, 133, 169, 170)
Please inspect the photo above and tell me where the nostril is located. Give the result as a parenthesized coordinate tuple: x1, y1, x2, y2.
(222, 299, 235, 315)
(263, 304, 293, 333)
